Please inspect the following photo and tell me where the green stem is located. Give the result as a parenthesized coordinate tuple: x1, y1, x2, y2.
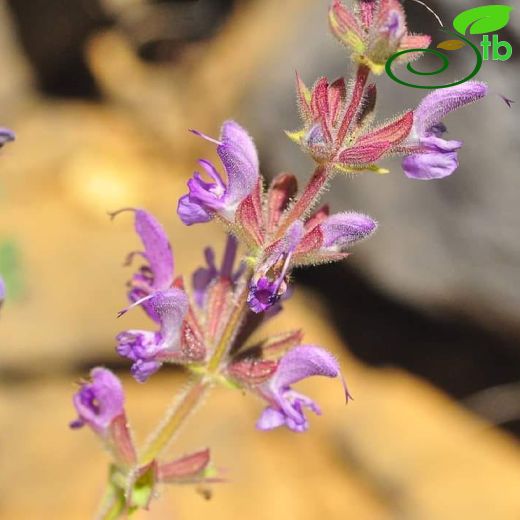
(139, 378, 210, 466)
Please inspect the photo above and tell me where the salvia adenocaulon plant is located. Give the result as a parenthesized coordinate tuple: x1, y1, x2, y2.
(70, 0, 488, 516)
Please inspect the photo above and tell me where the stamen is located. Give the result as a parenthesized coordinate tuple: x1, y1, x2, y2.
(107, 207, 136, 220)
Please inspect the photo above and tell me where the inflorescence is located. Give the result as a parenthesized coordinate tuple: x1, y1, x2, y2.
(69, 1, 488, 516)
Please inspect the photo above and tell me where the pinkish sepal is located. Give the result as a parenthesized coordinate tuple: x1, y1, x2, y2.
(108, 413, 137, 467)
(228, 358, 279, 386)
(236, 178, 264, 247)
(158, 449, 225, 485)
(267, 173, 298, 233)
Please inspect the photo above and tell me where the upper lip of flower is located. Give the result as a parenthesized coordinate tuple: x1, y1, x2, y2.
(256, 344, 349, 432)
(111, 208, 176, 324)
(116, 288, 190, 382)
(401, 81, 488, 180)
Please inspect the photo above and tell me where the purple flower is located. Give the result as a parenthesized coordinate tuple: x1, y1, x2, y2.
(177, 121, 259, 225)
(112, 208, 174, 322)
(71, 367, 124, 434)
(402, 81, 488, 180)
(247, 222, 304, 314)
(256, 345, 347, 432)
(116, 289, 189, 382)
(192, 235, 243, 307)
(320, 212, 377, 251)
(0, 128, 15, 147)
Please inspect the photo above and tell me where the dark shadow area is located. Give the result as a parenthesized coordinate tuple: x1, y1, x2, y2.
(297, 263, 520, 436)
(6, 0, 236, 98)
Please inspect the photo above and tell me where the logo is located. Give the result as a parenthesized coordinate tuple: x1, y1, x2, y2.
(386, 5, 513, 89)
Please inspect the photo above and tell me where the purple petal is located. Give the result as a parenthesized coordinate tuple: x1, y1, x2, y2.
(177, 195, 213, 225)
(220, 121, 259, 174)
(220, 235, 238, 278)
(414, 81, 488, 136)
(423, 135, 462, 152)
(134, 209, 174, 290)
(256, 407, 287, 430)
(217, 121, 259, 207)
(147, 289, 189, 350)
(0, 277, 5, 307)
(247, 221, 304, 314)
(402, 150, 459, 180)
(131, 359, 162, 383)
(273, 345, 340, 390)
(321, 212, 377, 250)
(192, 247, 218, 307)
(116, 289, 189, 381)
(72, 367, 124, 433)
(116, 329, 157, 361)
(247, 277, 280, 313)
(0, 128, 15, 147)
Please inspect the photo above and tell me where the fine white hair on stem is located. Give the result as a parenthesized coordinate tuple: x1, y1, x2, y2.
(406, 0, 444, 27)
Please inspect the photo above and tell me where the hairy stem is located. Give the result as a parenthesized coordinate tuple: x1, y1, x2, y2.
(139, 378, 210, 466)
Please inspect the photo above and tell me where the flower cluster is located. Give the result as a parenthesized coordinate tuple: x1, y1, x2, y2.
(71, 0, 489, 516)
(329, 0, 431, 75)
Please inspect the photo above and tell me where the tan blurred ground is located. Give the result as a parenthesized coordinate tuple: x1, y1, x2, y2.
(0, 1, 520, 519)
(2, 296, 520, 519)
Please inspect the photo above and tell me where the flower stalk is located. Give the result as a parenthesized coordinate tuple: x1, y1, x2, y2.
(139, 379, 210, 466)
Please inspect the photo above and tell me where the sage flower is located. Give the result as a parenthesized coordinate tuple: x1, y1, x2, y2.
(291, 207, 377, 266)
(70, 367, 124, 434)
(256, 345, 347, 432)
(247, 221, 304, 313)
(402, 81, 488, 179)
(116, 289, 190, 382)
(178, 121, 259, 225)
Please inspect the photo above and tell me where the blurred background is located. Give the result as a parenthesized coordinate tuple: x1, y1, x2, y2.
(0, 0, 519, 518)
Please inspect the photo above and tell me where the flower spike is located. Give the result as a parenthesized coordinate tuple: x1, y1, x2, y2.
(178, 121, 259, 225)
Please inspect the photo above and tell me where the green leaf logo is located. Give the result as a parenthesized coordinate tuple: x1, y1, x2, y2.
(453, 5, 512, 35)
